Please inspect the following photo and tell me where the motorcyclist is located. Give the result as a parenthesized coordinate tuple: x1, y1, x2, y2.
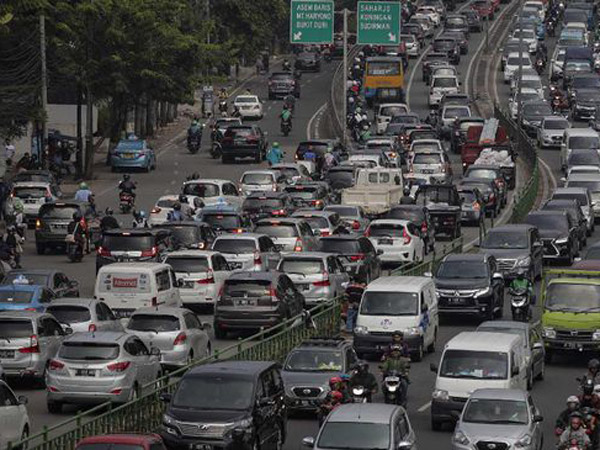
(400, 187, 415, 204)
(100, 208, 119, 232)
(178, 194, 194, 219)
(118, 174, 137, 199)
(381, 331, 410, 360)
(74, 182, 93, 203)
(558, 414, 591, 450)
(167, 202, 185, 222)
(579, 377, 600, 409)
(583, 359, 600, 386)
(187, 120, 203, 148)
(349, 361, 378, 402)
(509, 269, 534, 297)
(318, 390, 344, 425)
(218, 88, 228, 101)
(283, 94, 296, 113)
(380, 345, 410, 402)
(282, 58, 291, 71)
(556, 396, 582, 435)
(323, 147, 337, 170)
(280, 106, 293, 132)
(67, 212, 87, 255)
(266, 142, 284, 166)
(132, 210, 148, 228)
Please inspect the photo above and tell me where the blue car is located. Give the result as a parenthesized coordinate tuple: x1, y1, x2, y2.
(110, 138, 156, 172)
(0, 284, 56, 312)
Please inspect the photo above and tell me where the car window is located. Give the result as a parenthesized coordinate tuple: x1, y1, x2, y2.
(262, 369, 283, 397)
(0, 384, 17, 407)
(95, 303, 108, 321)
(99, 302, 116, 321)
(326, 257, 336, 273)
(156, 270, 171, 292)
(359, 238, 376, 254)
(184, 313, 202, 330)
(398, 414, 410, 438)
(223, 183, 238, 196)
(40, 289, 54, 303)
(41, 317, 63, 336)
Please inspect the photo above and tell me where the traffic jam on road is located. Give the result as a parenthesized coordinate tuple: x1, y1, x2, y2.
(4, 0, 600, 449)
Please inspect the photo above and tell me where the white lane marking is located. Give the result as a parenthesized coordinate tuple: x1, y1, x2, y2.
(538, 156, 558, 192)
(418, 401, 432, 412)
(307, 103, 328, 140)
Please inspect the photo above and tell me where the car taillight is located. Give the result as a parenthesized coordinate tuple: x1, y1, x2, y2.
(294, 239, 303, 252)
(421, 221, 428, 234)
(88, 324, 97, 332)
(35, 219, 42, 229)
(254, 251, 262, 266)
(107, 361, 131, 372)
(97, 246, 111, 257)
(19, 335, 40, 353)
(403, 228, 412, 245)
(234, 228, 244, 233)
(352, 220, 361, 230)
(313, 272, 330, 287)
(197, 270, 215, 284)
(246, 135, 259, 143)
(151, 207, 161, 214)
(269, 288, 279, 301)
(151, 296, 158, 306)
(312, 200, 323, 207)
(364, 228, 371, 237)
(350, 254, 366, 261)
(198, 242, 206, 249)
(173, 332, 187, 346)
(272, 209, 286, 216)
(321, 230, 330, 237)
(271, 183, 277, 191)
(141, 246, 158, 257)
(49, 359, 64, 371)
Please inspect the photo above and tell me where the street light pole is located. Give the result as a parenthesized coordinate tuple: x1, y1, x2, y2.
(342, 8, 348, 148)
(39, 14, 48, 169)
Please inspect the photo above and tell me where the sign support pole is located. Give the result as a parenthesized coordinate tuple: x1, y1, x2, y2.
(342, 8, 348, 148)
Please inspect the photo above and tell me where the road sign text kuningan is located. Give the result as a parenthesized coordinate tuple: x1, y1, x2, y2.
(357, 1, 401, 45)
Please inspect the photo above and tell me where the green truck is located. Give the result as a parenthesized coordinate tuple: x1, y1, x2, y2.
(541, 269, 600, 363)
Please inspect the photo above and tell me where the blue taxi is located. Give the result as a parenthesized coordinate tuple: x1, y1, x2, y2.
(110, 138, 156, 172)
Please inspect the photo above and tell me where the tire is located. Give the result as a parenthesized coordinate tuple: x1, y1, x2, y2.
(47, 399, 63, 414)
(254, 151, 261, 163)
(186, 351, 194, 365)
(536, 361, 545, 380)
(526, 369, 533, 390)
(128, 383, 139, 403)
(427, 329, 437, 353)
(36, 242, 45, 255)
(411, 342, 423, 362)
(431, 417, 443, 431)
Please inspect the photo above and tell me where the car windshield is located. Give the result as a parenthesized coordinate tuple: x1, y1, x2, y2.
(301, 216, 329, 229)
(165, 256, 209, 273)
(546, 282, 600, 312)
(467, 169, 497, 179)
(440, 349, 508, 379)
(444, 107, 470, 118)
(413, 153, 442, 164)
(3, 273, 49, 286)
(0, 319, 33, 338)
(319, 239, 360, 254)
(573, 78, 600, 89)
(525, 214, 569, 231)
(0, 290, 34, 303)
(368, 223, 407, 237)
(224, 280, 272, 298)
(521, 79, 542, 89)
(284, 187, 318, 199)
(544, 119, 569, 130)
(412, 142, 440, 152)
(516, 93, 540, 103)
(59, 342, 120, 361)
(243, 198, 283, 209)
(416, 188, 454, 204)
(40, 205, 78, 219)
(567, 180, 600, 192)
(182, 183, 220, 197)
(156, 199, 177, 208)
(447, 17, 466, 25)
(101, 235, 154, 251)
(360, 291, 419, 316)
(507, 57, 531, 66)
(481, 231, 528, 249)
(566, 61, 592, 71)
(127, 314, 180, 332)
(437, 260, 489, 279)
(212, 239, 256, 254)
(173, 375, 254, 410)
(325, 206, 358, 217)
(570, 136, 600, 149)
(553, 192, 589, 205)
(386, 208, 423, 222)
(285, 349, 343, 371)
(45, 305, 91, 324)
(522, 104, 552, 116)
(236, 96, 258, 103)
(585, 247, 600, 259)
(168, 227, 200, 246)
(254, 224, 298, 238)
(463, 399, 529, 424)
(317, 422, 390, 450)
(279, 258, 324, 275)
(13, 187, 46, 198)
(202, 214, 242, 229)
(380, 105, 407, 116)
(241, 173, 274, 185)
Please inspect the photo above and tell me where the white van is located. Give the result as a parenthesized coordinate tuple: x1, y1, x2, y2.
(94, 263, 182, 318)
(353, 276, 438, 362)
(430, 331, 527, 430)
(560, 128, 600, 170)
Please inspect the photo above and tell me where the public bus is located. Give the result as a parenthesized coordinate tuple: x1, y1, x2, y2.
(363, 56, 405, 107)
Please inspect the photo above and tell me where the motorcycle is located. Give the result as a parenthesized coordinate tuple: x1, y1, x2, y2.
(282, 61, 292, 72)
(218, 100, 228, 115)
(119, 192, 135, 214)
(382, 370, 407, 406)
(536, 58, 545, 75)
(581, 406, 599, 449)
(350, 385, 369, 403)
(281, 119, 292, 136)
(65, 234, 84, 262)
(509, 287, 531, 322)
(188, 135, 201, 154)
(211, 141, 223, 159)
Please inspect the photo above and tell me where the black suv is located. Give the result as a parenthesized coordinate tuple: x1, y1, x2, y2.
(282, 338, 357, 412)
(432, 37, 460, 65)
(268, 72, 300, 99)
(34, 201, 91, 254)
(318, 236, 382, 284)
(160, 361, 287, 450)
(542, 199, 587, 250)
(524, 210, 579, 264)
(220, 125, 268, 164)
(283, 184, 329, 209)
(156, 221, 216, 250)
(96, 228, 172, 272)
(434, 253, 505, 320)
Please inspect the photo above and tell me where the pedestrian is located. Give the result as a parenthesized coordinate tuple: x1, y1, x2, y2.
(4, 139, 15, 167)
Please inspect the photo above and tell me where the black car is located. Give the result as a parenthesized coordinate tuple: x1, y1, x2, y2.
(295, 52, 321, 72)
(2, 269, 79, 297)
(324, 166, 356, 191)
(464, 10, 482, 32)
(156, 221, 217, 250)
(34, 201, 91, 254)
(432, 37, 461, 64)
(242, 192, 297, 222)
(214, 271, 305, 337)
(457, 186, 485, 226)
(96, 228, 172, 272)
(385, 205, 435, 253)
(220, 124, 268, 164)
(521, 100, 554, 136)
(283, 184, 329, 209)
(443, 31, 468, 55)
(160, 361, 287, 450)
(268, 71, 300, 99)
(572, 88, 600, 121)
(524, 211, 579, 264)
(414, 185, 462, 238)
(542, 199, 587, 249)
(318, 235, 382, 284)
(434, 253, 504, 320)
(198, 210, 253, 234)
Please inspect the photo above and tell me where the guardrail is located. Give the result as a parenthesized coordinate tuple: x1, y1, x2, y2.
(390, 236, 464, 277)
(494, 103, 540, 223)
(8, 300, 342, 450)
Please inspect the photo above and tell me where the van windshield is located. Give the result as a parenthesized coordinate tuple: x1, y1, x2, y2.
(440, 349, 508, 379)
(173, 375, 254, 410)
(359, 291, 419, 316)
(545, 282, 600, 312)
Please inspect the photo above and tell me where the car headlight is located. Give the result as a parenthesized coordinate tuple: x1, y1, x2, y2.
(432, 389, 449, 400)
(543, 327, 556, 339)
(406, 327, 422, 336)
(593, 330, 600, 340)
(163, 414, 177, 427)
(515, 434, 532, 448)
(225, 417, 253, 435)
(474, 287, 492, 298)
(554, 237, 568, 244)
(354, 325, 369, 335)
(453, 430, 470, 446)
(517, 256, 531, 267)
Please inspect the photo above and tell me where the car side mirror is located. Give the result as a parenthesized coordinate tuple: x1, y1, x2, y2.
(423, 271, 433, 278)
(17, 395, 28, 405)
(430, 362, 438, 373)
(159, 392, 172, 403)
(302, 437, 316, 448)
(533, 415, 544, 422)
(150, 347, 161, 356)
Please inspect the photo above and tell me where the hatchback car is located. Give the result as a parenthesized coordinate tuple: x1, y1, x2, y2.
(110, 138, 156, 172)
(220, 124, 268, 163)
(254, 218, 318, 252)
(211, 233, 280, 271)
(96, 228, 172, 271)
(148, 195, 203, 226)
(46, 331, 162, 411)
(0, 380, 29, 448)
(2, 269, 79, 298)
(181, 178, 243, 208)
(292, 210, 347, 236)
(385, 205, 435, 253)
(463, 165, 507, 207)
(366, 219, 426, 265)
(277, 252, 349, 305)
(214, 271, 304, 338)
(452, 389, 543, 450)
(295, 52, 321, 72)
(283, 184, 329, 209)
(318, 236, 382, 284)
(126, 307, 211, 369)
(45, 298, 123, 333)
(0, 311, 69, 383)
(458, 186, 484, 225)
(198, 207, 253, 234)
(12, 181, 59, 226)
(239, 170, 282, 196)
(268, 71, 300, 99)
(324, 205, 370, 234)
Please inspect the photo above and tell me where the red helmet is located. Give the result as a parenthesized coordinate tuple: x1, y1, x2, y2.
(329, 376, 343, 389)
(330, 391, 343, 402)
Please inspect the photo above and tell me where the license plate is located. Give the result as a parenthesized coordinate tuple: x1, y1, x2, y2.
(237, 299, 256, 306)
(121, 153, 135, 159)
(449, 297, 463, 304)
(114, 310, 134, 319)
(378, 238, 393, 245)
(75, 369, 96, 377)
(182, 281, 195, 288)
(298, 284, 310, 291)
(0, 350, 15, 358)
(564, 342, 579, 349)
(421, 169, 434, 174)
(230, 262, 243, 269)
(190, 445, 212, 450)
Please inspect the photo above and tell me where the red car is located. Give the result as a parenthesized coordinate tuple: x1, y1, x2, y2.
(76, 434, 166, 450)
(472, 0, 495, 19)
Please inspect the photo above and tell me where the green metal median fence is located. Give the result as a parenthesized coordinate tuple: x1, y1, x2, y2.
(8, 300, 341, 450)
(390, 236, 463, 277)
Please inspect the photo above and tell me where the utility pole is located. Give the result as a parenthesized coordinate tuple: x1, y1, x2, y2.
(39, 14, 48, 169)
(342, 8, 348, 148)
(517, 8, 523, 151)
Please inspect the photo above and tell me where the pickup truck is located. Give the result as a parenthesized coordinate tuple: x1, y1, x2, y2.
(341, 168, 404, 217)
(414, 184, 462, 238)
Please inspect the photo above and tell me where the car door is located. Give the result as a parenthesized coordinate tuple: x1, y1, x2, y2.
(530, 326, 545, 378)
(39, 317, 63, 362)
(527, 395, 543, 448)
(126, 337, 156, 385)
(212, 254, 232, 290)
(222, 183, 242, 207)
(0, 383, 23, 446)
(97, 302, 122, 331)
(299, 222, 317, 251)
(184, 312, 209, 359)
(260, 237, 280, 270)
(360, 238, 381, 278)
(259, 369, 285, 448)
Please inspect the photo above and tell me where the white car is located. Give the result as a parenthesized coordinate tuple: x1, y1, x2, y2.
(163, 250, 233, 310)
(416, 6, 441, 26)
(400, 34, 420, 57)
(376, 103, 410, 134)
(509, 88, 543, 120)
(239, 170, 280, 196)
(440, 105, 472, 131)
(366, 219, 426, 264)
(181, 178, 243, 207)
(511, 73, 544, 98)
(12, 181, 59, 225)
(567, 166, 600, 178)
(537, 116, 570, 148)
(429, 75, 460, 107)
(233, 95, 263, 119)
(410, 150, 452, 183)
(254, 217, 319, 252)
(511, 28, 537, 53)
(504, 52, 533, 83)
(0, 380, 29, 448)
(149, 194, 203, 226)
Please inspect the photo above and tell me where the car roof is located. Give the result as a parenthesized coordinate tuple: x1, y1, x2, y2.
(488, 223, 535, 232)
(478, 320, 530, 331)
(469, 388, 528, 401)
(444, 253, 488, 262)
(0, 284, 43, 292)
(103, 228, 165, 236)
(328, 403, 401, 423)
(369, 219, 410, 226)
(226, 271, 281, 282)
(7, 269, 56, 276)
(166, 249, 219, 258)
(132, 306, 188, 316)
(365, 276, 432, 292)
(213, 233, 263, 240)
(13, 181, 51, 187)
(445, 331, 522, 350)
(76, 434, 163, 446)
(97, 262, 173, 271)
(245, 192, 288, 199)
(280, 252, 332, 260)
(65, 331, 128, 344)
(0, 310, 47, 319)
(293, 210, 337, 218)
(186, 360, 275, 377)
(46, 298, 96, 308)
(256, 217, 306, 225)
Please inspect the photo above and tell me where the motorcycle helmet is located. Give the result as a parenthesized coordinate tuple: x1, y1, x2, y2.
(330, 391, 343, 403)
(516, 268, 527, 279)
(329, 376, 343, 390)
(392, 330, 404, 339)
(358, 360, 369, 372)
(567, 395, 580, 407)
(583, 377, 595, 395)
(123, 174, 131, 181)
(570, 414, 583, 429)
(173, 202, 182, 211)
(340, 374, 351, 383)
(139, 210, 147, 219)
(105, 208, 113, 216)
(72, 212, 81, 221)
(79, 182, 88, 190)
(178, 194, 188, 204)
(588, 358, 600, 372)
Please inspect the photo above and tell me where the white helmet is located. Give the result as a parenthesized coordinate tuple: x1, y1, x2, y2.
(567, 395, 580, 405)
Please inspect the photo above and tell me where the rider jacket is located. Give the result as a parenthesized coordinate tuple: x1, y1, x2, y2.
(119, 180, 136, 195)
(350, 372, 378, 393)
(381, 357, 411, 377)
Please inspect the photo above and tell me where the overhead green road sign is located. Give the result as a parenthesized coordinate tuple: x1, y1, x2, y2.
(357, 1, 401, 45)
(290, 0, 334, 44)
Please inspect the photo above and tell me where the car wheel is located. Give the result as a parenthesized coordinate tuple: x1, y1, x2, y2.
(254, 151, 261, 163)
(186, 351, 194, 365)
(411, 342, 423, 362)
(128, 383, 139, 403)
(36, 243, 45, 255)
(205, 342, 212, 357)
(431, 417, 443, 431)
(427, 328, 437, 353)
(47, 399, 63, 413)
